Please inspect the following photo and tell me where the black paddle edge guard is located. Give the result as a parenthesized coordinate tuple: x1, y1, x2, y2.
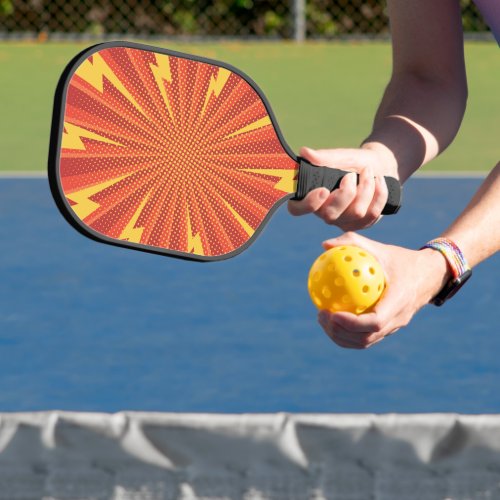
(48, 41, 300, 262)
(293, 158, 402, 215)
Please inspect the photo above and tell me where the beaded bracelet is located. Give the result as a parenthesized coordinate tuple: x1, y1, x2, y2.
(420, 238, 472, 306)
(421, 238, 470, 279)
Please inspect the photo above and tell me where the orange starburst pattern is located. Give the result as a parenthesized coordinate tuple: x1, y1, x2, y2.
(58, 46, 298, 258)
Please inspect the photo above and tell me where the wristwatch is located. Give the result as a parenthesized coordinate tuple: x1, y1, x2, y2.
(421, 238, 472, 306)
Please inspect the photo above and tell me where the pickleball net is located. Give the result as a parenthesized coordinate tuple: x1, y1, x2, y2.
(1, 412, 500, 499)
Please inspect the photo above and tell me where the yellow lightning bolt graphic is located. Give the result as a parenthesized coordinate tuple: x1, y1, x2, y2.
(241, 168, 297, 193)
(224, 116, 272, 140)
(186, 209, 204, 255)
(221, 200, 255, 237)
(149, 54, 174, 120)
(119, 192, 152, 243)
(62, 122, 123, 150)
(66, 174, 131, 220)
(201, 68, 231, 116)
(75, 52, 146, 117)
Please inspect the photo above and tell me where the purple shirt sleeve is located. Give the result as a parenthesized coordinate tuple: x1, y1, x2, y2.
(473, 0, 500, 45)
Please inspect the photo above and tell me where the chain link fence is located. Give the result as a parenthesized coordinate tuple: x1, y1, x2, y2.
(0, 0, 491, 40)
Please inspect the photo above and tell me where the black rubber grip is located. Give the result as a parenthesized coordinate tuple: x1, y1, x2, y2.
(293, 157, 402, 215)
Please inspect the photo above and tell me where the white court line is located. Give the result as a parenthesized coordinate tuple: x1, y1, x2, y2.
(0, 171, 47, 178)
(0, 170, 489, 179)
(414, 170, 487, 178)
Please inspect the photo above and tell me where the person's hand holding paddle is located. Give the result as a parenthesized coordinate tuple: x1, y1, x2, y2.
(288, 144, 398, 231)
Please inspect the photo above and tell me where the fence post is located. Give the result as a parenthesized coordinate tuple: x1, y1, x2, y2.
(292, 0, 306, 42)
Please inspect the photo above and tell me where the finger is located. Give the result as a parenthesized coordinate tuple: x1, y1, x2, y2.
(331, 317, 390, 349)
(342, 164, 376, 221)
(322, 231, 369, 251)
(324, 171, 390, 231)
(315, 172, 357, 224)
(299, 147, 368, 171)
(372, 174, 389, 214)
(319, 311, 372, 348)
(364, 335, 386, 348)
(332, 294, 401, 339)
(363, 175, 389, 224)
(321, 322, 365, 349)
(319, 310, 391, 349)
(288, 187, 330, 216)
(330, 311, 385, 335)
(331, 336, 365, 349)
(329, 327, 380, 349)
(340, 213, 383, 232)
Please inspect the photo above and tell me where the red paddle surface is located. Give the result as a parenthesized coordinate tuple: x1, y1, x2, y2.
(59, 46, 297, 258)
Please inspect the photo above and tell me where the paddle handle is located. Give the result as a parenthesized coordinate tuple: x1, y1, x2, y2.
(293, 157, 402, 215)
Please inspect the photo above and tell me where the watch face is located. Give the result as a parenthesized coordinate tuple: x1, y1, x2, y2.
(432, 269, 472, 306)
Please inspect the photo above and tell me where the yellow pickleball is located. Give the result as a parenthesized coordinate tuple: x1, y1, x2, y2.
(308, 245, 385, 314)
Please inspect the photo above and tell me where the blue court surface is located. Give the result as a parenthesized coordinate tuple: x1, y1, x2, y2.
(0, 176, 498, 413)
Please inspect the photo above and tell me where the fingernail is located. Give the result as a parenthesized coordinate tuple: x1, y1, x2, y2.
(318, 189, 329, 201)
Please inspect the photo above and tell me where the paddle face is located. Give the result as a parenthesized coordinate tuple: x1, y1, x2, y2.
(49, 41, 299, 261)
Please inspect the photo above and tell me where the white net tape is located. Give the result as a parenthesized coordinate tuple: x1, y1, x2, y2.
(0, 412, 500, 499)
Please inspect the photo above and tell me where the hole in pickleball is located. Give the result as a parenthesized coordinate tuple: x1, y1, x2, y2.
(344, 256, 352, 262)
(378, 284, 382, 291)
(362, 285, 369, 293)
(359, 251, 366, 257)
(322, 286, 332, 299)
(356, 306, 366, 314)
(334, 277, 344, 287)
(313, 271, 321, 282)
(369, 267, 376, 275)
(342, 295, 351, 304)
(333, 303, 342, 311)
(352, 269, 360, 277)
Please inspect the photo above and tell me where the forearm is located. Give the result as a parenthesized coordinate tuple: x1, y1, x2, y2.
(363, 73, 467, 182)
(441, 162, 500, 267)
(361, 0, 467, 183)
(418, 162, 500, 303)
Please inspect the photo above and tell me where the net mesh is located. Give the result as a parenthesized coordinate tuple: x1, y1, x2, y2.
(1, 412, 500, 499)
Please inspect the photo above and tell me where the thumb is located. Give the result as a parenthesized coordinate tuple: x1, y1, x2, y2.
(299, 147, 366, 170)
(299, 146, 324, 165)
(322, 231, 369, 250)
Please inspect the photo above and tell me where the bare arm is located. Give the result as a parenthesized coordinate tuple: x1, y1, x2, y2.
(441, 162, 500, 267)
(363, 0, 468, 181)
(289, 0, 468, 226)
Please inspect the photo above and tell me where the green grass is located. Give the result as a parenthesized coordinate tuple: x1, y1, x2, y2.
(0, 40, 497, 172)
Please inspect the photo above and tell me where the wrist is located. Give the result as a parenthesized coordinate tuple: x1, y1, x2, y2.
(417, 248, 453, 303)
(361, 141, 399, 178)
(420, 238, 472, 306)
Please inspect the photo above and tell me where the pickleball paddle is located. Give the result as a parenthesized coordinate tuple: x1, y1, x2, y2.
(48, 41, 401, 261)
